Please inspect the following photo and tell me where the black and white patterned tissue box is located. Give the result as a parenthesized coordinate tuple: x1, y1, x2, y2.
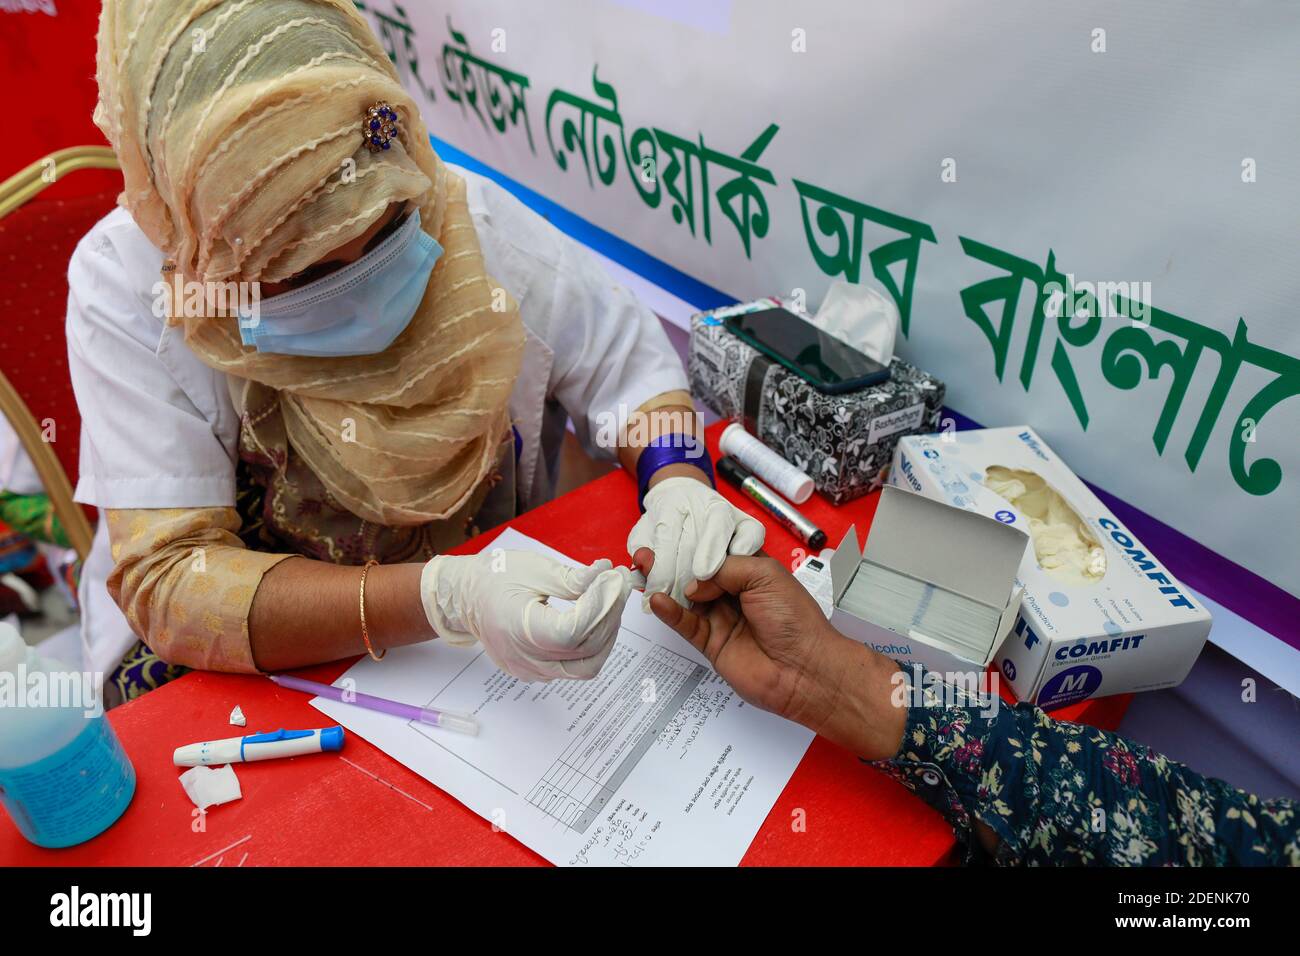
(689, 300, 946, 505)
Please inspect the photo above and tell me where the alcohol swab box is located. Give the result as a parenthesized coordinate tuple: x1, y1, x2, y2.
(810, 484, 1030, 679)
(889, 426, 1213, 707)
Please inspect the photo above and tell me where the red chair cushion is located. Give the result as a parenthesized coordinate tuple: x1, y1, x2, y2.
(0, 186, 122, 492)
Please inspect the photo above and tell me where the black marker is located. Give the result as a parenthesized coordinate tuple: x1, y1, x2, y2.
(717, 456, 827, 550)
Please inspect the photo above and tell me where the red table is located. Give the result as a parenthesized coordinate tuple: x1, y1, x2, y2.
(2, 424, 1130, 866)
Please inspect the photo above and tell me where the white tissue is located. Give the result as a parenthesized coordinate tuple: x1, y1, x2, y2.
(810, 279, 900, 365)
(178, 764, 243, 811)
(228, 705, 246, 727)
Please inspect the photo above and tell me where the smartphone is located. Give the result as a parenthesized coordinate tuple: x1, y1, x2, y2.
(723, 307, 891, 394)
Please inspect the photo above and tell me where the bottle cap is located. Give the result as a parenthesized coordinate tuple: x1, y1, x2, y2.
(719, 421, 745, 453)
(788, 475, 815, 505)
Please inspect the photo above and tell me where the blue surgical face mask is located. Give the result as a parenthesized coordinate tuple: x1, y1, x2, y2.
(238, 208, 441, 357)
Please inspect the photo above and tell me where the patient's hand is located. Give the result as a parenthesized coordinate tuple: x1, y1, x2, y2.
(643, 553, 906, 760)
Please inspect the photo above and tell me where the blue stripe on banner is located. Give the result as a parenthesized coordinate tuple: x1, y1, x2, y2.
(430, 134, 737, 313)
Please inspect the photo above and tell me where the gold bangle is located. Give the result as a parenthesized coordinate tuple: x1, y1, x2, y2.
(359, 559, 385, 661)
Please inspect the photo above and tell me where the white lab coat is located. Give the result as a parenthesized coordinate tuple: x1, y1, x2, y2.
(65, 166, 688, 681)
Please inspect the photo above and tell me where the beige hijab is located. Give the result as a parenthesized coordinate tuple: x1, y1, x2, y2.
(94, 0, 524, 526)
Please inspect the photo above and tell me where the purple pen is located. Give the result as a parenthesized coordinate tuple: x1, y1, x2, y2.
(269, 674, 479, 736)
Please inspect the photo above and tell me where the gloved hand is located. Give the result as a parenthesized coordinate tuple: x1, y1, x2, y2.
(627, 476, 765, 610)
(421, 550, 644, 682)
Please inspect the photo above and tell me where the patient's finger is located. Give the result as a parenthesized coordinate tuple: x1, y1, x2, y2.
(684, 578, 726, 603)
(697, 554, 777, 597)
(648, 591, 710, 653)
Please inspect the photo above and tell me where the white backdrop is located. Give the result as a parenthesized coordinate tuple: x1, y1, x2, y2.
(355, 0, 1300, 604)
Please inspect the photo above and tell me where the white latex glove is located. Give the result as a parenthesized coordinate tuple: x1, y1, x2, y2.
(627, 475, 765, 609)
(421, 551, 644, 682)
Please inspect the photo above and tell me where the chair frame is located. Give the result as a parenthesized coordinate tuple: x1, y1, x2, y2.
(0, 145, 119, 219)
(0, 146, 120, 561)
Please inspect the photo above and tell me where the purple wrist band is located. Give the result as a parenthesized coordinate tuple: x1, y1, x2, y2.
(637, 434, 715, 510)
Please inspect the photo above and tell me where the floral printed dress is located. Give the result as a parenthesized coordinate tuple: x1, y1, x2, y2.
(873, 664, 1299, 866)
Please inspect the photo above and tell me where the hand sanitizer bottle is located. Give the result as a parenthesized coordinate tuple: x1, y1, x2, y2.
(0, 621, 135, 847)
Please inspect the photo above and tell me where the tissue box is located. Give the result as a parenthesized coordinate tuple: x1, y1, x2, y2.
(890, 427, 1212, 707)
(689, 298, 945, 505)
(799, 485, 1028, 681)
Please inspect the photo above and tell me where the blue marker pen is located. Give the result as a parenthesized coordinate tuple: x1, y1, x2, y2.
(172, 727, 345, 767)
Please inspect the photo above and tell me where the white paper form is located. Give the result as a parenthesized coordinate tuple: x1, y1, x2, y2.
(309, 528, 814, 866)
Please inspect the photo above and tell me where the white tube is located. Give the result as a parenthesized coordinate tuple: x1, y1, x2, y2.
(719, 422, 814, 504)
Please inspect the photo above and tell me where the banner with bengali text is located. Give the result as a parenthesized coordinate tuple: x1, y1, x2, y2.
(354, 0, 1299, 620)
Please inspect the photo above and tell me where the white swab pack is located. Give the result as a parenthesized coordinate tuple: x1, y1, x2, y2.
(840, 564, 1003, 660)
(800, 485, 1029, 682)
